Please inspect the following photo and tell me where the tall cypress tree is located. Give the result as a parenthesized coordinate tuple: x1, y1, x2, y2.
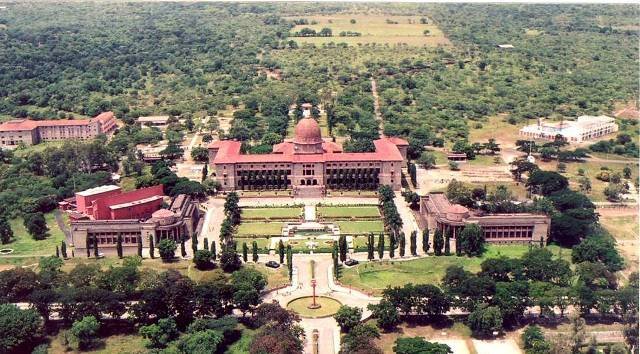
(378, 233, 385, 259)
(191, 232, 198, 254)
(116, 234, 123, 259)
(410, 231, 417, 256)
(338, 235, 347, 262)
(86, 235, 91, 258)
(203, 237, 209, 251)
(252, 241, 258, 262)
(93, 236, 99, 258)
(61, 240, 68, 259)
(242, 242, 248, 262)
(444, 229, 451, 256)
(211, 241, 217, 261)
(367, 233, 374, 260)
(433, 229, 444, 256)
(455, 233, 462, 256)
(278, 239, 285, 264)
(422, 228, 430, 254)
(137, 235, 143, 257)
(399, 232, 406, 257)
(286, 245, 293, 280)
(149, 236, 155, 259)
(181, 240, 187, 258)
(332, 243, 340, 278)
(389, 232, 396, 258)
(55, 245, 60, 258)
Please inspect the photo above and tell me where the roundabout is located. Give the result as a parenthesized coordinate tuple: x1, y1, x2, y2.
(286, 296, 342, 318)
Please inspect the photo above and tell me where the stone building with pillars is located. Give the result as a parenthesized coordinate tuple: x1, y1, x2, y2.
(419, 193, 549, 244)
(68, 186, 200, 256)
(208, 117, 408, 197)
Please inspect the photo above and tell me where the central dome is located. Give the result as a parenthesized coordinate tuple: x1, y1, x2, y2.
(294, 118, 322, 145)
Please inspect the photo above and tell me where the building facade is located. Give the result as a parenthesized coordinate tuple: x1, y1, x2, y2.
(0, 112, 117, 148)
(419, 193, 549, 244)
(519, 115, 618, 143)
(67, 185, 200, 256)
(208, 117, 408, 196)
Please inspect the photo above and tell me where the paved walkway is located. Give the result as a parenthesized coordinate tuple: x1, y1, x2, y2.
(264, 254, 380, 354)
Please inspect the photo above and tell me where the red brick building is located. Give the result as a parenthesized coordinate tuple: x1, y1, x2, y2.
(208, 117, 408, 196)
(0, 111, 117, 148)
(68, 185, 201, 256)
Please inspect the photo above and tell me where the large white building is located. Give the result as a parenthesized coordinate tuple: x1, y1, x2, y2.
(519, 115, 618, 143)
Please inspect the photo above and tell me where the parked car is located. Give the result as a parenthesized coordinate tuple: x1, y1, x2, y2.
(344, 259, 359, 266)
(265, 260, 280, 268)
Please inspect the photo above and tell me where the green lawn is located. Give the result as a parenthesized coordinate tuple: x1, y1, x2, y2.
(3, 212, 66, 257)
(326, 190, 378, 197)
(341, 244, 569, 295)
(241, 207, 302, 220)
(601, 215, 639, 240)
(352, 235, 390, 251)
(235, 237, 271, 252)
(336, 220, 384, 234)
(236, 222, 284, 236)
(317, 206, 380, 218)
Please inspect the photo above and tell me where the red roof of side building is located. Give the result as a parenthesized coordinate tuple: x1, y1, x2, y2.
(210, 137, 404, 164)
(0, 112, 116, 132)
(0, 120, 40, 132)
(386, 136, 409, 146)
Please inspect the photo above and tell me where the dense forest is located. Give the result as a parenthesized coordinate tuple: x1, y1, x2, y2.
(1, 3, 636, 147)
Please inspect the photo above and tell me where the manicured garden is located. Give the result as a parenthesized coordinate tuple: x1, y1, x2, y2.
(317, 205, 380, 218)
(286, 296, 342, 318)
(236, 222, 284, 237)
(241, 207, 302, 220)
(336, 220, 385, 234)
(340, 245, 569, 295)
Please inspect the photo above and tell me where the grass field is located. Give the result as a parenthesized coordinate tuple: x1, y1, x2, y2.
(3, 212, 66, 257)
(287, 296, 342, 318)
(241, 207, 302, 220)
(601, 215, 639, 240)
(537, 159, 639, 202)
(287, 15, 449, 46)
(236, 222, 284, 236)
(336, 220, 384, 234)
(468, 115, 523, 146)
(317, 205, 380, 218)
(48, 332, 147, 354)
(341, 245, 569, 295)
(235, 237, 271, 252)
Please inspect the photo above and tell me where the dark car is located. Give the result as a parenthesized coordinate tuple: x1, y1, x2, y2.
(265, 260, 280, 268)
(344, 259, 359, 267)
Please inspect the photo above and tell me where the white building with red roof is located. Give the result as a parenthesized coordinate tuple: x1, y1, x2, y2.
(208, 117, 408, 196)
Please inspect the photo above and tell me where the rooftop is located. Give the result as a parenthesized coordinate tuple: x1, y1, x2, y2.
(76, 185, 121, 197)
(137, 116, 170, 123)
(109, 195, 164, 210)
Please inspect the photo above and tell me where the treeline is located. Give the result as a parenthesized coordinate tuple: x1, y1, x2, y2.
(368, 247, 637, 346)
(0, 2, 291, 120)
(0, 256, 305, 354)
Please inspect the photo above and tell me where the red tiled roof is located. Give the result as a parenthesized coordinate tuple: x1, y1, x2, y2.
(92, 111, 115, 123)
(210, 137, 404, 164)
(0, 120, 39, 132)
(386, 136, 409, 146)
(0, 112, 116, 132)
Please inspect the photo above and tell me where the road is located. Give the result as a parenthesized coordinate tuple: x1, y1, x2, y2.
(370, 77, 384, 137)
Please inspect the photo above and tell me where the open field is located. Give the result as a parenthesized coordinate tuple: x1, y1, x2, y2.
(241, 207, 302, 220)
(341, 245, 569, 295)
(3, 212, 66, 257)
(536, 158, 639, 202)
(48, 332, 146, 354)
(236, 222, 284, 237)
(373, 321, 473, 354)
(468, 115, 523, 146)
(287, 15, 449, 46)
(601, 215, 639, 241)
(317, 205, 380, 218)
(336, 220, 385, 234)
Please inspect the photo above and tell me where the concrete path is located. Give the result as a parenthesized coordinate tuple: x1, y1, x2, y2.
(264, 254, 380, 354)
